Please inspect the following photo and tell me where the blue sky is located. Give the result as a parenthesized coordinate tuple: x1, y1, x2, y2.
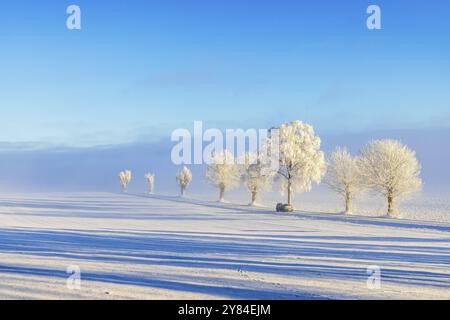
(1, 0, 449, 147)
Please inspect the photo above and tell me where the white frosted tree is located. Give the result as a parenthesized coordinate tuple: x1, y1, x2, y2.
(275, 120, 326, 208)
(324, 147, 361, 214)
(119, 170, 132, 192)
(205, 150, 240, 202)
(240, 152, 274, 206)
(176, 166, 192, 197)
(358, 139, 422, 217)
(145, 173, 155, 194)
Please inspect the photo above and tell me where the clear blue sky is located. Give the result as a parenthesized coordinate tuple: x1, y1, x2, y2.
(1, 0, 449, 147)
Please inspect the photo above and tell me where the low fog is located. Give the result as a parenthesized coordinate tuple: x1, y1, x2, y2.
(0, 127, 448, 194)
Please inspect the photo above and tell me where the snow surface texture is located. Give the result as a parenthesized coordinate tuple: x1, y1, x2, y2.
(0, 192, 449, 299)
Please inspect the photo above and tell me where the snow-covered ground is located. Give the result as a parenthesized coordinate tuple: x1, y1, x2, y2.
(0, 192, 449, 299)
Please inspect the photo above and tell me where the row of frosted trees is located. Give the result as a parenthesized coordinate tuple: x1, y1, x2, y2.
(118, 167, 193, 196)
(119, 120, 422, 218)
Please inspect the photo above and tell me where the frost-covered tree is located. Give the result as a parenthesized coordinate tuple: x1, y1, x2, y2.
(176, 166, 192, 196)
(240, 152, 274, 206)
(324, 147, 361, 214)
(275, 120, 326, 208)
(358, 139, 422, 217)
(119, 170, 132, 192)
(145, 173, 155, 194)
(205, 150, 240, 202)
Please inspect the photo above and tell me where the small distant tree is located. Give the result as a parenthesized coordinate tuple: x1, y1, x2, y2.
(358, 139, 422, 217)
(240, 152, 274, 206)
(275, 120, 326, 208)
(145, 173, 155, 194)
(205, 150, 240, 202)
(176, 166, 192, 196)
(324, 147, 361, 214)
(119, 170, 132, 192)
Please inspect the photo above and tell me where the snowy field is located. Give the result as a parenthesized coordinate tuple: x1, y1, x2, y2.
(0, 192, 449, 299)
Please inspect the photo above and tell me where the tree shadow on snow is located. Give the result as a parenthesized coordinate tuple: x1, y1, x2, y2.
(0, 228, 449, 291)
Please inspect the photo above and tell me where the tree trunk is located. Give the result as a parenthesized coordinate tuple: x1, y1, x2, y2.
(219, 186, 225, 202)
(345, 192, 352, 214)
(251, 190, 257, 205)
(387, 194, 396, 217)
(287, 181, 292, 206)
(181, 186, 185, 197)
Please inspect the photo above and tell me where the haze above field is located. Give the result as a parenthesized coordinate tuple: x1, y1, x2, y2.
(0, 127, 448, 194)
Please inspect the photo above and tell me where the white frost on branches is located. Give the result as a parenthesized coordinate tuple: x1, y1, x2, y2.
(358, 139, 422, 217)
(240, 152, 274, 206)
(119, 170, 132, 192)
(276, 120, 326, 207)
(176, 166, 192, 196)
(145, 173, 155, 194)
(324, 147, 361, 214)
(205, 150, 240, 202)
